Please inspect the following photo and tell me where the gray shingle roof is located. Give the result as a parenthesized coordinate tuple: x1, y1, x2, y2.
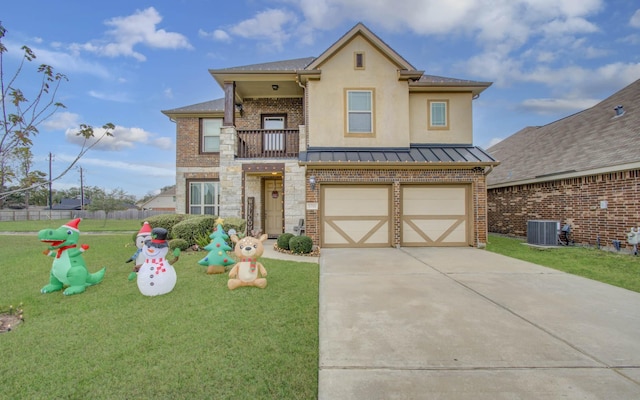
(417, 74, 490, 85)
(487, 79, 640, 187)
(211, 57, 316, 72)
(161, 98, 225, 114)
(300, 145, 497, 165)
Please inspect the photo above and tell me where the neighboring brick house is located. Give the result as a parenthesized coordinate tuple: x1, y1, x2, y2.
(162, 23, 498, 248)
(486, 79, 640, 250)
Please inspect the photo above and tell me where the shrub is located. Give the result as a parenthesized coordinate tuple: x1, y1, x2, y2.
(169, 238, 189, 251)
(222, 217, 247, 237)
(172, 216, 217, 247)
(144, 214, 194, 239)
(194, 232, 212, 249)
(277, 233, 295, 250)
(289, 235, 313, 254)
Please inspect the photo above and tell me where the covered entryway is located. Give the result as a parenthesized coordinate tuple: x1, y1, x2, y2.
(401, 184, 470, 246)
(321, 185, 391, 248)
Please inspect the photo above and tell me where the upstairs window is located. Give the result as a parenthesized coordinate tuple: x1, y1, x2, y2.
(428, 100, 449, 129)
(346, 89, 374, 134)
(201, 118, 222, 152)
(354, 52, 365, 69)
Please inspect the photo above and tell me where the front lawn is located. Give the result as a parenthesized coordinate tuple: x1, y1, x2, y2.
(0, 218, 143, 232)
(487, 234, 640, 293)
(0, 233, 318, 399)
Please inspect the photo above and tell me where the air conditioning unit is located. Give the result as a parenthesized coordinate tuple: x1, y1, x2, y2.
(527, 220, 560, 246)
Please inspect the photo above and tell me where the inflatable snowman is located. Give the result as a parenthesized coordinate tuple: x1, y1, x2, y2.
(136, 227, 178, 296)
(127, 221, 152, 281)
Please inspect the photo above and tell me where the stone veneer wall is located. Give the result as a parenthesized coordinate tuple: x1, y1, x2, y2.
(487, 169, 640, 251)
(304, 167, 489, 248)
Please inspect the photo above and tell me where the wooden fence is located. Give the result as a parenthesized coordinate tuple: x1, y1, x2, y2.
(0, 209, 172, 222)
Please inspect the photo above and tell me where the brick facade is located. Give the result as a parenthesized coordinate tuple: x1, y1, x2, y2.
(236, 98, 304, 129)
(488, 169, 640, 251)
(175, 118, 219, 168)
(304, 167, 489, 248)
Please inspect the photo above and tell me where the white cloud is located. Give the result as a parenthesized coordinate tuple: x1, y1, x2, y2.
(72, 7, 192, 61)
(199, 29, 231, 42)
(619, 33, 640, 45)
(289, 0, 604, 49)
(540, 17, 599, 36)
(152, 137, 173, 150)
(630, 9, 640, 28)
(519, 97, 600, 115)
(227, 9, 298, 51)
(42, 112, 81, 131)
(486, 137, 504, 148)
(54, 154, 175, 177)
(4, 40, 111, 78)
(64, 125, 171, 152)
(88, 90, 132, 103)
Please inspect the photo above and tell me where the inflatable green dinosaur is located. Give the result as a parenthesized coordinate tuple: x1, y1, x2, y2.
(38, 218, 106, 296)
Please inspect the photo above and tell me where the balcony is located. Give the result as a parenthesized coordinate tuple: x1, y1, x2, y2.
(236, 129, 299, 159)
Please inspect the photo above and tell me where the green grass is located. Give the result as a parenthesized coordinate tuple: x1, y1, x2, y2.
(487, 234, 640, 293)
(0, 218, 143, 232)
(0, 231, 318, 399)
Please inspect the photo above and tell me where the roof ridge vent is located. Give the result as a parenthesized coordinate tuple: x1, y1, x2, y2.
(614, 105, 625, 117)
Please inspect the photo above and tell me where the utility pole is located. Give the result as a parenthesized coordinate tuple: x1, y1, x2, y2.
(48, 153, 53, 210)
(80, 166, 84, 210)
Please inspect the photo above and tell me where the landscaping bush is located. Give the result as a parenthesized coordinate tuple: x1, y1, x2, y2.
(172, 216, 217, 247)
(145, 214, 194, 239)
(222, 217, 247, 238)
(169, 238, 189, 251)
(289, 235, 313, 254)
(277, 233, 295, 250)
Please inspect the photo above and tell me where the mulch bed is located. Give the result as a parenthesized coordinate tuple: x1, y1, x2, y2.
(0, 313, 22, 333)
(273, 244, 321, 258)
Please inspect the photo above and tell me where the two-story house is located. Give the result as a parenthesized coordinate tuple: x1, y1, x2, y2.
(162, 23, 498, 248)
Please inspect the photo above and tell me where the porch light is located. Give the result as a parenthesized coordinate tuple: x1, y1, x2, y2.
(272, 84, 279, 91)
(309, 175, 316, 190)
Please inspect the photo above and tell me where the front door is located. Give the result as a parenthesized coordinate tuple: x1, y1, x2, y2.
(264, 179, 283, 238)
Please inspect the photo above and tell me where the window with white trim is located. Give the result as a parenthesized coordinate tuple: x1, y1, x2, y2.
(201, 118, 222, 153)
(347, 90, 373, 134)
(428, 100, 449, 129)
(189, 181, 220, 215)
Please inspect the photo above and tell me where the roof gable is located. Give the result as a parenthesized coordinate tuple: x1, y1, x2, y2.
(487, 79, 640, 187)
(306, 22, 417, 72)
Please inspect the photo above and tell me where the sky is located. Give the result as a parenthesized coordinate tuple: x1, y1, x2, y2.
(3, 0, 640, 199)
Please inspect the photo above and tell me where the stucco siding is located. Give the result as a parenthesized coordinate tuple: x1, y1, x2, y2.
(409, 92, 473, 144)
(307, 34, 411, 148)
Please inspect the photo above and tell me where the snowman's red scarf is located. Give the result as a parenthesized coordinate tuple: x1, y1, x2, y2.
(241, 258, 257, 272)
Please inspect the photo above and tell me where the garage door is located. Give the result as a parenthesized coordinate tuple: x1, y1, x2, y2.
(401, 185, 470, 246)
(322, 185, 391, 248)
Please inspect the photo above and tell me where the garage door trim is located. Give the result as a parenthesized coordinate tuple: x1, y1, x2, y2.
(321, 184, 391, 248)
(401, 184, 471, 247)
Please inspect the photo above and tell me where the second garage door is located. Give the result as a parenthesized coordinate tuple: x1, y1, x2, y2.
(401, 185, 470, 246)
(321, 185, 391, 248)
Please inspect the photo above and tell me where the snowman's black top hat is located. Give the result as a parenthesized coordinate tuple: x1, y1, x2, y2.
(145, 227, 169, 248)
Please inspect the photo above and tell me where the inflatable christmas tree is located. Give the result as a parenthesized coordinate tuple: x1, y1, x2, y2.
(198, 222, 234, 274)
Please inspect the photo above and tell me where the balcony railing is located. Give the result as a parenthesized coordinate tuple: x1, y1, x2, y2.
(236, 129, 299, 158)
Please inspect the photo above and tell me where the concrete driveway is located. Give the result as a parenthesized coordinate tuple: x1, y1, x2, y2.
(318, 247, 640, 399)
